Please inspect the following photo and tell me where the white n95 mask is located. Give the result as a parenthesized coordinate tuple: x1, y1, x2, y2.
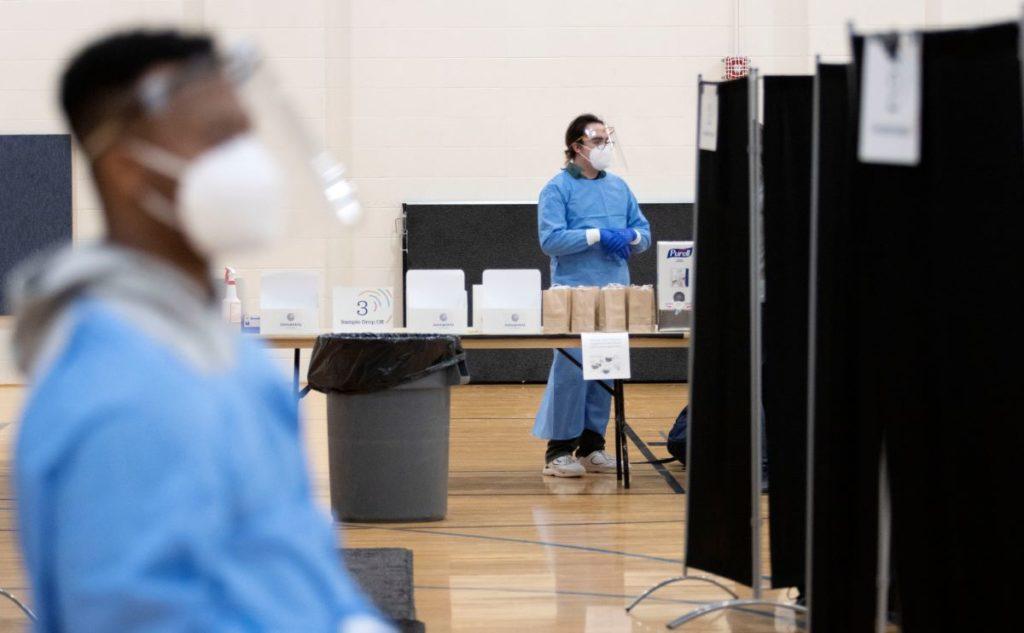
(132, 134, 286, 256)
(586, 144, 615, 171)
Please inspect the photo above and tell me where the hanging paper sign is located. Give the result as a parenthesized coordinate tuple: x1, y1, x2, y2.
(698, 84, 719, 152)
(858, 33, 922, 166)
(581, 332, 632, 381)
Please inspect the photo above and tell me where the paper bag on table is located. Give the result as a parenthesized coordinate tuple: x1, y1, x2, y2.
(598, 285, 628, 332)
(570, 286, 599, 333)
(628, 285, 657, 333)
(542, 286, 572, 334)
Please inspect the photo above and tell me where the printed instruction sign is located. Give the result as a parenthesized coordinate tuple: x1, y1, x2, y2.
(333, 286, 394, 332)
(698, 84, 719, 152)
(581, 332, 632, 381)
(858, 33, 922, 166)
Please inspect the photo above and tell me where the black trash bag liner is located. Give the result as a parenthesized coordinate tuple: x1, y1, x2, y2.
(307, 333, 466, 395)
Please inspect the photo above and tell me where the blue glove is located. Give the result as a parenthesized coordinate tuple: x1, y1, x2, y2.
(599, 228, 631, 260)
(615, 228, 638, 247)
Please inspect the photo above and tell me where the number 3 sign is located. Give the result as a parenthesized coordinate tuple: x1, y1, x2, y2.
(332, 287, 394, 332)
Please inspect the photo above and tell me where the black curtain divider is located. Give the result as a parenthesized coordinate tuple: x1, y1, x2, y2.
(849, 23, 1024, 632)
(762, 75, 813, 591)
(685, 77, 754, 587)
(807, 62, 882, 633)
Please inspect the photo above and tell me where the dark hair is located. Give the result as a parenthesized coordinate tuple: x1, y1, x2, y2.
(564, 113, 604, 164)
(60, 29, 215, 144)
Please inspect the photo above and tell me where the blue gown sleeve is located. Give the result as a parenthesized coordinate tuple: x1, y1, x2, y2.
(626, 187, 652, 253)
(538, 181, 591, 257)
(51, 403, 228, 632)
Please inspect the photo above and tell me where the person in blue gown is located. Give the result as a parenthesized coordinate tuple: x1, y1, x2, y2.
(534, 114, 652, 477)
(8, 30, 390, 632)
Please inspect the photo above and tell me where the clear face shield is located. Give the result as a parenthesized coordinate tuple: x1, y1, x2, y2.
(83, 43, 361, 247)
(577, 123, 629, 172)
(226, 43, 361, 225)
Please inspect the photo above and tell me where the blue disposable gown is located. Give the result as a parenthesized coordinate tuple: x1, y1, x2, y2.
(15, 300, 376, 631)
(533, 166, 651, 441)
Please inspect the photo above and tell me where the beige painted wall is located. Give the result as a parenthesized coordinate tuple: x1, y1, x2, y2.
(1, 0, 1021, 384)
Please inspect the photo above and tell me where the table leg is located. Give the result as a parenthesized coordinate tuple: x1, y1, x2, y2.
(615, 379, 630, 489)
(293, 348, 300, 396)
(614, 401, 624, 482)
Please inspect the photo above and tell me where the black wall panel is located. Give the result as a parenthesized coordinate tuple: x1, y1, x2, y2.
(0, 135, 73, 313)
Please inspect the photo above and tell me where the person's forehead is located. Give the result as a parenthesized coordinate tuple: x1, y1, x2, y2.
(584, 123, 608, 137)
(134, 67, 250, 154)
(162, 72, 240, 116)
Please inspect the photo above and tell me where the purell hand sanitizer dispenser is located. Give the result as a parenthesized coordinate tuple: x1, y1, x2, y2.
(657, 241, 694, 331)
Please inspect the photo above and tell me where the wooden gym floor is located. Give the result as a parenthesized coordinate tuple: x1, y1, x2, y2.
(1, 383, 826, 632)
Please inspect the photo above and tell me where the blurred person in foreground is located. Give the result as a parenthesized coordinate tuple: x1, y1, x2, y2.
(7, 29, 390, 632)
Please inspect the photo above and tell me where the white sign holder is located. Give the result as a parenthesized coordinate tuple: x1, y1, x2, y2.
(406, 269, 468, 333)
(480, 269, 542, 334)
(260, 270, 320, 334)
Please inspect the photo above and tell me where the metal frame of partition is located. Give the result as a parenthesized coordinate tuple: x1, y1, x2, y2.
(803, 55, 823, 630)
(0, 422, 36, 622)
(1, 587, 36, 622)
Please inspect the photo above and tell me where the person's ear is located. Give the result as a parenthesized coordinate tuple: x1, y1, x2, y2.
(95, 143, 163, 203)
(97, 142, 176, 201)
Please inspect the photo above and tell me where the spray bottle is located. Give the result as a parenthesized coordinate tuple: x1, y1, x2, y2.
(223, 267, 242, 325)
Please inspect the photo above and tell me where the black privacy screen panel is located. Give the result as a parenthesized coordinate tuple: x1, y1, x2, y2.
(403, 202, 692, 383)
(808, 63, 882, 633)
(846, 24, 1024, 633)
(762, 75, 812, 590)
(0, 135, 73, 313)
(684, 77, 754, 587)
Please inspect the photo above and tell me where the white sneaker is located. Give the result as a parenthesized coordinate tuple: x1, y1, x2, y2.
(543, 454, 586, 478)
(578, 450, 618, 474)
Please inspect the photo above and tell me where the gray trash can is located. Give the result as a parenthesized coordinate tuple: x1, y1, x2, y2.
(307, 334, 468, 522)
